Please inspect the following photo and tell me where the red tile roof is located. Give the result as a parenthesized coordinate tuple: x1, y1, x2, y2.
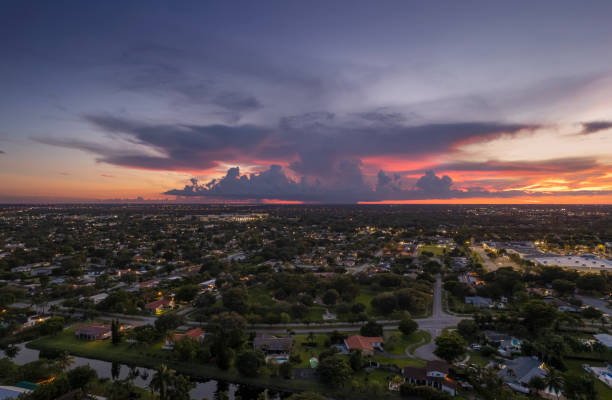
(345, 335, 383, 352)
(145, 298, 170, 309)
(173, 328, 205, 342)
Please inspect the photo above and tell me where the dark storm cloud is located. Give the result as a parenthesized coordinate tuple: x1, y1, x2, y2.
(353, 109, 410, 125)
(165, 165, 612, 203)
(415, 170, 453, 195)
(580, 121, 612, 135)
(36, 113, 534, 177)
(0, 150, 5, 154)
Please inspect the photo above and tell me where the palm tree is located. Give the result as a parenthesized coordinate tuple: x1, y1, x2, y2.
(4, 344, 20, 359)
(55, 350, 74, 371)
(544, 368, 564, 400)
(149, 364, 175, 400)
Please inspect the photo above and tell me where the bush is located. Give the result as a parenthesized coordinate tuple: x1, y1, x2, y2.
(398, 318, 418, 336)
(400, 384, 451, 400)
(360, 320, 383, 337)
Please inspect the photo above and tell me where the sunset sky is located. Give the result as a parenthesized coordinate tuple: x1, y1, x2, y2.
(1, 1, 611, 203)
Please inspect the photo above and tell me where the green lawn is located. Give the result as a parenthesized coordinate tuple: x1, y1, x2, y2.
(248, 286, 277, 307)
(291, 331, 359, 368)
(418, 245, 446, 257)
(355, 289, 376, 314)
(465, 350, 491, 367)
(384, 330, 430, 355)
(303, 306, 325, 323)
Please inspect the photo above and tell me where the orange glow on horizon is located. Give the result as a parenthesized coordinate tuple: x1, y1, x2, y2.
(359, 194, 612, 205)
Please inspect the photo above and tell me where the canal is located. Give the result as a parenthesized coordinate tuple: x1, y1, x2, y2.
(2, 343, 289, 399)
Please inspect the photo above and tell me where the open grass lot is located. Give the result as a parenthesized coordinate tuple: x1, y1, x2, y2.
(418, 245, 446, 257)
(354, 289, 376, 314)
(564, 359, 612, 399)
(384, 330, 430, 355)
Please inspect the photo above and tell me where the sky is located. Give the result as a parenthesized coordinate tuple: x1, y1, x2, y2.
(1, 1, 611, 204)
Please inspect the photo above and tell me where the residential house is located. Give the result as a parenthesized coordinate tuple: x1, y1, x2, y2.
(402, 360, 457, 396)
(89, 293, 108, 305)
(163, 328, 206, 350)
(253, 334, 293, 355)
(344, 335, 383, 357)
(145, 298, 174, 314)
(484, 330, 521, 356)
(498, 356, 562, 398)
(21, 315, 50, 329)
(75, 324, 112, 341)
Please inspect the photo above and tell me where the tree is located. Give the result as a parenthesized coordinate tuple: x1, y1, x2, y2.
(434, 331, 467, 362)
(155, 313, 183, 333)
(522, 300, 557, 333)
(544, 368, 564, 400)
(150, 364, 174, 400)
(175, 284, 200, 303)
(360, 320, 383, 337)
(279, 361, 293, 379)
(67, 365, 97, 389)
(167, 373, 194, 400)
(39, 316, 65, 335)
(576, 274, 606, 292)
(213, 342, 234, 370)
(149, 364, 194, 400)
(317, 355, 351, 387)
(222, 286, 249, 314)
(398, 318, 418, 336)
(400, 384, 451, 400)
(563, 371, 596, 400)
(529, 375, 546, 392)
(552, 279, 576, 296)
(457, 319, 480, 342)
(349, 349, 362, 371)
(173, 337, 199, 361)
(211, 312, 247, 349)
(443, 281, 471, 299)
(55, 351, 74, 371)
(4, 344, 20, 359)
(581, 307, 603, 320)
(322, 289, 339, 306)
(236, 349, 266, 377)
(286, 393, 327, 400)
(371, 292, 397, 315)
(111, 319, 121, 345)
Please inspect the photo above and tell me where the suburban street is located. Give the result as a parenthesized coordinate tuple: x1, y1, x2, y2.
(413, 275, 467, 360)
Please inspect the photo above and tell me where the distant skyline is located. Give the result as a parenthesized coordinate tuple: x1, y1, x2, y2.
(1, 1, 611, 203)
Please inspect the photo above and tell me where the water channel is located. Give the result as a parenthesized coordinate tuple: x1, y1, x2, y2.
(2, 343, 289, 399)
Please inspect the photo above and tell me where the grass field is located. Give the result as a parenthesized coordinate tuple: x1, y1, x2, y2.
(418, 245, 446, 257)
(384, 330, 430, 355)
